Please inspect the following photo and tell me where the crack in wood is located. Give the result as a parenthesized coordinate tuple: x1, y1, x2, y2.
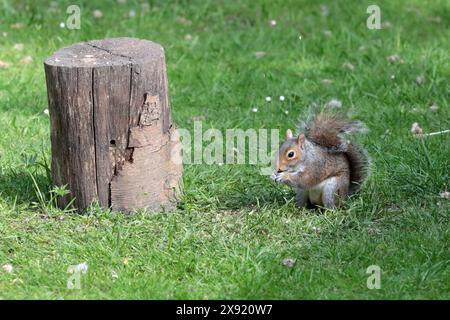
(86, 42, 133, 61)
(91, 67, 99, 202)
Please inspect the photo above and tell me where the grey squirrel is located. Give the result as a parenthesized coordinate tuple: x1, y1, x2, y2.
(272, 111, 370, 208)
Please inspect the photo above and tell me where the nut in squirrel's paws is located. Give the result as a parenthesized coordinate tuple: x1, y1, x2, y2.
(271, 172, 285, 183)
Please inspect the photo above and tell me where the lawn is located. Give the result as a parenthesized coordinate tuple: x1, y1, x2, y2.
(0, 0, 449, 299)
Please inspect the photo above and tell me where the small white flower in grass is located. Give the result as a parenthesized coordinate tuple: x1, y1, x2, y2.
(129, 10, 136, 18)
(282, 258, 296, 268)
(44, 109, 49, 115)
(320, 4, 330, 17)
(284, 110, 289, 115)
(411, 122, 423, 136)
(251, 107, 258, 113)
(387, 54, 399, 63)
(312, 226, 321, 234)
(2, 32, 8, 37)
(390, 75, 396, 80)
(327, 98, 342, 108)
(93, 9, 103, 18)
(218, 162, 224, 166)
(270, 20, 277, 27)
(59, 22, 65, 28)
(111, 270, 119, 280)
(323, 30, 332, 37)
(429, 103, 439, 112)
(265, 96, 272, 102)
(387, 54, 403, 64)
(184, 34, 193, 41)
(343, 62, 355, 71)
(416, 75, 425, 85)
(439, 191, 450, 199)
(279, 95, 285, 101)
(2, 263, 13, 273)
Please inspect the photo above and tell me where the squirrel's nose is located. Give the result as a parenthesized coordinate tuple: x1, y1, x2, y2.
(277, 169, 283, 173)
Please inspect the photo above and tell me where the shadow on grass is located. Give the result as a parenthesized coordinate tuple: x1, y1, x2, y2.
(181, 167, 294, 211)
(217, 186, 293, 210)
(0, 167, 51, 207)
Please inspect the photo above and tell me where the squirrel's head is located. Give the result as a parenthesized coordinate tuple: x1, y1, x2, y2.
(275, 129, 306, 173)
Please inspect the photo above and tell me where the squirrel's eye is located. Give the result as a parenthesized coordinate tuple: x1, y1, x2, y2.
(287, 151, 295, 158)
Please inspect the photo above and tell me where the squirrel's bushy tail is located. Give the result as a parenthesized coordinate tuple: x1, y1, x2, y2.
(300, 112, 370, 194)
(344, 142, 370, 195)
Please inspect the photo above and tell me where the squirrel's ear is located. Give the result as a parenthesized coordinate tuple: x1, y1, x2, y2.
(297, 133, 305, 146)
(286, 129, 293, 139)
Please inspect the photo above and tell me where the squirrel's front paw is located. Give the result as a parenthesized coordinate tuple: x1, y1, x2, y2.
(271, 172, 286, 183)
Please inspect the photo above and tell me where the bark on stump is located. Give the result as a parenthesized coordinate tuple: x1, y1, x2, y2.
(44, 37, 182, 213)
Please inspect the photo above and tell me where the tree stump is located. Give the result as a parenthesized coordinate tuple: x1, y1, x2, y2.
(44, 37, 182, 213)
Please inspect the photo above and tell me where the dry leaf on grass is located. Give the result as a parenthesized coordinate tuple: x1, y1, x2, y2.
(0, 60, 11, 69)
(10, 22, 25, 30)
(13, 43, 24, 51)
(254, 51, 266, 59)
(20, 56, 33, 64)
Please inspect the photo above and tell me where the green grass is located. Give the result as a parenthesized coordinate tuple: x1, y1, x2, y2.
(0, 0, 449, 299)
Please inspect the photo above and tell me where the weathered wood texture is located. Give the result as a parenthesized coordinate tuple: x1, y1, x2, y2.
(44, 38, 182, 212)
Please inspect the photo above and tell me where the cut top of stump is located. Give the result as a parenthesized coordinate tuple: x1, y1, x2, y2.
(44, 37, 165, 68)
